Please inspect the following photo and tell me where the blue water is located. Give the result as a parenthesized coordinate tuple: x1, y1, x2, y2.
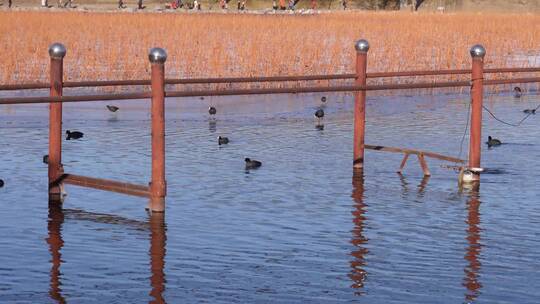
(1, 91, 539, 303)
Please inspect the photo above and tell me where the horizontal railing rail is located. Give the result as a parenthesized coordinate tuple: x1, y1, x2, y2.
(1, 67, 539, 91)
(1, 77, 539, 105)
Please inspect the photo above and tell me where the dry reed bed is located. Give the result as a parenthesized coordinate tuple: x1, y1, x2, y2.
(0, 11, 539, 91)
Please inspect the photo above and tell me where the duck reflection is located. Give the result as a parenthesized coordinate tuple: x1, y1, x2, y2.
(46, 204, 66, 304)
(349, 169, 368, 295)
(208, 120, 217, 133)
(463, 189, 483, 302)
(149, 212, 167, 304)
(46, 206, 168, 303)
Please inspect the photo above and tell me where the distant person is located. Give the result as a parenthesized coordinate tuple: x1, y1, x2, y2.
(310, 0, 316, 9)
(220, 0, 228, 9)
(41, 0, 48, 7)
(272, 0, 278, 10)
(279, 0, 286, 10)
(288, 0, 294, 10)
(63, 0, 74, 8)
(138, 0, 144, 9)
(8, 0, 12, 8)
(193, 0, 198, 9)
(237, 0, 244, 10)
(342, 0, 347, 9)
(118, 0, 126, 8)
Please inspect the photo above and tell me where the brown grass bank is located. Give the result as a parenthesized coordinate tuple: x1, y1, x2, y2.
(0, 11, 538, 87)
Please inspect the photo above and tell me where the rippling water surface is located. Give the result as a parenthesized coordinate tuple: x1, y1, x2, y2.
(1, 91, 540, 303)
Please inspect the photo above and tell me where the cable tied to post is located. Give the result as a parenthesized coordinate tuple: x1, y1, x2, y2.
(457, 99, 471, 161)
(483, 102, 540, 127)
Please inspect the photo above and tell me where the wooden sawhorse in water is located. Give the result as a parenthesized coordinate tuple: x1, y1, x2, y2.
(364, 145, 466, 176)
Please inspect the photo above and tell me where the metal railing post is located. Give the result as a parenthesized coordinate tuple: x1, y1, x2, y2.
(48, 43, 66, 204)
(469, 45, 485, 182)
(148, 48, 167, 212)
(353, 39, 369, 169)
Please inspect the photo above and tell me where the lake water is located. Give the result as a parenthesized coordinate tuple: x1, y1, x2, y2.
(1, 91, 539, 303)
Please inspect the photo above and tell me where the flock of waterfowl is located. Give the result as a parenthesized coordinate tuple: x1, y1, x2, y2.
(485, 86, 537, 149)
(207, 105, 262, 169)
(515, 86, 537, 113)
(0, 87, 535, 190)
(208, 96, 327, 168)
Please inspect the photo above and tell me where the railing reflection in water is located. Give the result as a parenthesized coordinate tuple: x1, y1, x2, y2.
(463, 189, 483, 303)
(46, 204, 66, 304)
(349, 173, 484, 301)
(46, 206, 167, 303)
(349, 169, 368, 295)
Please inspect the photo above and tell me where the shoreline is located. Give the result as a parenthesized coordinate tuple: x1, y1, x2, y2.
(2, 3, 539, 14)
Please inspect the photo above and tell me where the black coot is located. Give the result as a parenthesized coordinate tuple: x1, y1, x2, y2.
(486, 136, 502, 147)
(66, 130, 84, 140)
(218, 136, 229, 145)
(245, 158, 262, 169)
(106, 105, 119, 112)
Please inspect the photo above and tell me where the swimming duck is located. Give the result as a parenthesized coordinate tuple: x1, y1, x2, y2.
(218, 136, 229, 145)
(314, 108, 324, 119)
(208, 106, 217, 115)
(0, 179, 4, 188)
(66, 130, 84, 140)
(245, 158, 262, 169)
(513, 86, 522, 98)
(43, 155, 49, 164)
(523, 109, 536, 114)
(321, 96, 327, 103)
(106, 105, 119, 112)
(486, 136, 502, 147)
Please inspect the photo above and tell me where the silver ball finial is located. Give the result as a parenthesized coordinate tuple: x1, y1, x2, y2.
(148, 48, 167, 64)
(48, 43, 67, 59)
(470, 44, 486, 58)
(355, 39, 370, 53)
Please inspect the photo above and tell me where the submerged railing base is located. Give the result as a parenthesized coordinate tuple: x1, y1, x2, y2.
(61, 174, 150, 198)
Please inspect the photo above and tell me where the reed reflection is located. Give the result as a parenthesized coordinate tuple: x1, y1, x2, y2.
(349, 169, 368, 295)
(149, 212, 167, 304)
(463, 189, 483, 302)
(46, 203, 66, 304)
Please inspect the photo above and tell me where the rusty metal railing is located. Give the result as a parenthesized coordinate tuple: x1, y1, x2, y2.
(1, 40, 539, 211)
(1, 67, 539, 91)
(2, 77, 540, 105)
